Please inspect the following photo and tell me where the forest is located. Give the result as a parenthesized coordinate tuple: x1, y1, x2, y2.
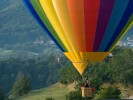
(0, 54, 68, 94)
(0, 46, 133, 96)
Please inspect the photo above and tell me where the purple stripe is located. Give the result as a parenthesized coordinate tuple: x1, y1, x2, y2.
(93, 0, 115, 51)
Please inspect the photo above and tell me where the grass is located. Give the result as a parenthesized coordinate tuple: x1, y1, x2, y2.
(14, 83, 75, 100)
(11, 82, 133, 100)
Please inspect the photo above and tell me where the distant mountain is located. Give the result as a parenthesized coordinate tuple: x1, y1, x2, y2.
(0, 0, 133, 59)
(0, 0, 61, 59)
(0, 0, 45, 45)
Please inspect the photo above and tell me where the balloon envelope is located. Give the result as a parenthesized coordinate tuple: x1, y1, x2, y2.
(23, 0, 133, 75)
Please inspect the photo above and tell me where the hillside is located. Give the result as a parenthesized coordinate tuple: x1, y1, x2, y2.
(13, 83, 75, 100)
(0, 0, 60, 59)
(0, 0, 48, 44)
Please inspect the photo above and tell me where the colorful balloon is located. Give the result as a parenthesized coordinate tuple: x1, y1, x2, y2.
(23, 0, 133, 75)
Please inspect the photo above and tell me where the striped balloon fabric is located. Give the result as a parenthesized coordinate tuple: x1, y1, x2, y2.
(23, 0, 133, 75)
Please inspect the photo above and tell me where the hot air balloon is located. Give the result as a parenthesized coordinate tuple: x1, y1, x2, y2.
(22, 0, 133, 75)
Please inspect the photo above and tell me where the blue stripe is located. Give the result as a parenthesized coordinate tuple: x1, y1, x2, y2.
(105, 0, 133, 51)
(99, 0, 129, 51)
(22, 0, 64, 52)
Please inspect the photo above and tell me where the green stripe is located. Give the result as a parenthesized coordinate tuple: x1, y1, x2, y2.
(30, 0, 68, 51)
(109, 14, 133, 51)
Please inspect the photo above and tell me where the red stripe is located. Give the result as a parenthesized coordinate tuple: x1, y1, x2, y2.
(84, 0, 100, 51)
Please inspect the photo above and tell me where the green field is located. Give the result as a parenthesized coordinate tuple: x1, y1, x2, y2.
(0, 48, 40, 59)
(0, 48, 13, 56)
(12, 82, 133, 100)
(15, 83, 73, 100)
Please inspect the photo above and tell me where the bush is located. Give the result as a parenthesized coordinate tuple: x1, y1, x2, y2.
(65, 90, 82, 100)
(46, 97, 55, 100)
(94, 86, 121, 99)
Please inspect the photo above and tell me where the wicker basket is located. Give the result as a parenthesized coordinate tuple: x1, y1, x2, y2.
(81, 87, 93, 97)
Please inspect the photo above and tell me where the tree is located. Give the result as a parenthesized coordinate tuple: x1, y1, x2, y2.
(94, 86, 121, 99)
(90, 76, 103, 90)
(0, 87, 5, 100)
(11, 75, 31, 96)
(65, 90, 82, 100)
(59, 66, 80, 84)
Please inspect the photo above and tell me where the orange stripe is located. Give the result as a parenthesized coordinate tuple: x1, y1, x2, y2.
(67, 0, 86, 52)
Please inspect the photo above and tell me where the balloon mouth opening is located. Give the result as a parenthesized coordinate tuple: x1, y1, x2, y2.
(72, 61, 90, 63)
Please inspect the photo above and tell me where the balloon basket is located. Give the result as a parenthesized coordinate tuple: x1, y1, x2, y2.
(81, 87, 93, 97)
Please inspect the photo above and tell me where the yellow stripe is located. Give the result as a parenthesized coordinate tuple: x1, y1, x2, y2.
(52, 0, 81, 60)
(64, 52, 77, 62)
(39, 0, 73, 52)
